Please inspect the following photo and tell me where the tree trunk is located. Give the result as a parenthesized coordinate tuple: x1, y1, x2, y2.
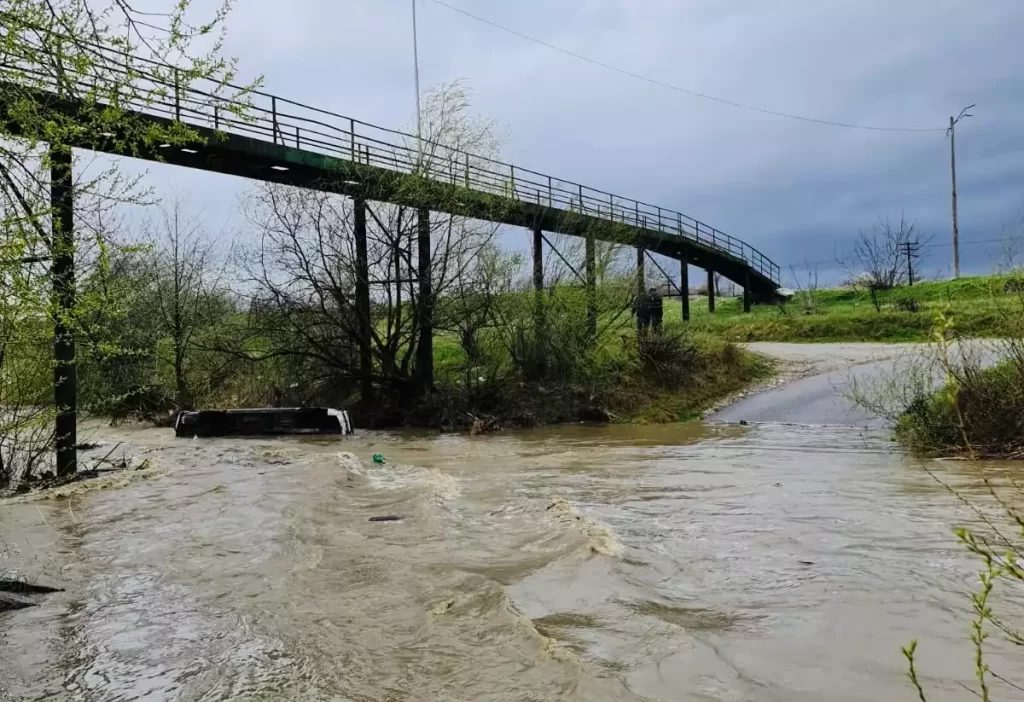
(174, 343, 189, 410)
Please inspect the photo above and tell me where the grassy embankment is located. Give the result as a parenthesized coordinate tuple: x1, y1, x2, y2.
(892, 357, 1024, 458)
(122, 296, 774, 430)
(675, 275, 1022, 343)
(421, 321, 772, 428)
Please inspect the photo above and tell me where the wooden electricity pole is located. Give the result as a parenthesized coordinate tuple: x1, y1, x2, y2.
(902, 240, 921, 286)
(947, 105, 974, 279)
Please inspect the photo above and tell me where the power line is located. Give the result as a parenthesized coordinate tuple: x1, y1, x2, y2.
(786, 237, 1013, 269)
(920, 237, 1007, 250)
(427, 0, 947, 134)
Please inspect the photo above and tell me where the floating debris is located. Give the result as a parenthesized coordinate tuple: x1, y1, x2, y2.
(0, 593, 35, 612)
(0, 579, 64, 595)
(0, 578, 64, 613)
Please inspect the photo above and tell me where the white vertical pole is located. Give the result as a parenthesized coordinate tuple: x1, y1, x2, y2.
(947, 105, 973, 279)
(949, 115, 960, 278)
(412, 0, 423, 148)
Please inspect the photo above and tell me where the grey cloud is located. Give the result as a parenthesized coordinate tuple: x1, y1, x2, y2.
(110, 0, 1024, 283)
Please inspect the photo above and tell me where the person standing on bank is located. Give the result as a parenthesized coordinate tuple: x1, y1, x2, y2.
(648, 287, 663, 333)
(635, 287, 651, 333)
(635, 287, 664, 334)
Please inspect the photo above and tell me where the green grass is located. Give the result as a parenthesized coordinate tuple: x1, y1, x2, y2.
(86, 288, 775, 428)
(674, 275, 1023, 342)
(613, 337, 773, 424)
(427, 318, 772, 427)
(893, 358, 1024, 458)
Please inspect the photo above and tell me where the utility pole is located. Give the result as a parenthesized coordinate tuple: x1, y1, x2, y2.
(902, 240, 921, 286)
(947, 105, 974, 278)
(411, 0, 423, 164)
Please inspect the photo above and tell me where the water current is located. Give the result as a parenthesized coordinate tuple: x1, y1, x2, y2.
(2, 420, 1023, 701)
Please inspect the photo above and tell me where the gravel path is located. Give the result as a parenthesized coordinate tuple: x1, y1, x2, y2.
(708, 340, 1002, 426)
(744, 341, 927, 381)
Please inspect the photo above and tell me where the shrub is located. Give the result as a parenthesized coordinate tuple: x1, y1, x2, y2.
(847, 298, 1024, 458)
(894, 297, 920, 313)
(896, 357, 1024, 457)
(635, 330, 700, 388)
(1005, 277, 1024, 295)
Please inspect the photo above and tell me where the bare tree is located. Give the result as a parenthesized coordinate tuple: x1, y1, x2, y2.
(994, 211, 1024, 274)
(410, 80, 506, 174)
(142, 197, 230, 410)
(851, 215, 919, 289)
(841, 215, 926, 311)
(538, 234, 627, 290)
(783, 260, 821, 316)
(436, 245, 521, 369)
(236, 81, 505, 408)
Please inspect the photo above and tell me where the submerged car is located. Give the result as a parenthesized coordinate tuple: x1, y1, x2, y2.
(174, 407, 353, 438)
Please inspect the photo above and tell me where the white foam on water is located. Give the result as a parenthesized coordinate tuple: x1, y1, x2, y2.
(426, 467, 461, 502)
(337, 452, 460, 504)
(546, 497, 624, 558)
(336, 452, 364, 478)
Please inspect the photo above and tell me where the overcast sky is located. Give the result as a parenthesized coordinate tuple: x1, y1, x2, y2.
(135, 0, 1024, 284)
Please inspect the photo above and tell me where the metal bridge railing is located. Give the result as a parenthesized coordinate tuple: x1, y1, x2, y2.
(1, 33, 780, 285)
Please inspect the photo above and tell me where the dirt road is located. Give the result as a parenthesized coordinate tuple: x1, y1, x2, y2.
(711, 340, 1000, 427)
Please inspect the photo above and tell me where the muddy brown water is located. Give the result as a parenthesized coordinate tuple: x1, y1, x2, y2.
(2, 421, 1023, 701)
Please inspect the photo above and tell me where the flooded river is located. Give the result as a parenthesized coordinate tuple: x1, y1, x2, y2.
(2, 421, 1023, 701)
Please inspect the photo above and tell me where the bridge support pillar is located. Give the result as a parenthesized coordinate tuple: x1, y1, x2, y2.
(533, 224, 544, 333)
(585, 233, 597, 342)
(353, 198, 373, 406)
(416, 207, 434, 394)
(743, 269, 752, 313)
(50, 146, 77, 478)
(636, 246, 645, 333)
(680, 255, 690, 322)
(707, 269, 716, 314)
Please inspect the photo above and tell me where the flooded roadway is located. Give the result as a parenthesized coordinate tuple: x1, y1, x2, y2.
(3, 417, 1023, 701)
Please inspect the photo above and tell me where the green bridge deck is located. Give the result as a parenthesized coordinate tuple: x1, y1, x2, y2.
(0, 44, 780, 298)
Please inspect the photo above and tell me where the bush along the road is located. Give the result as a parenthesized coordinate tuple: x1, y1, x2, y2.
(896, 356, 1024, 459)
(847, 292, 1024, 459)
(896, 303, 1024, 459)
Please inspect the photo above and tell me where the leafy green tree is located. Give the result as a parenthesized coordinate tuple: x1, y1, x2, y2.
(0, 0, 255, 482)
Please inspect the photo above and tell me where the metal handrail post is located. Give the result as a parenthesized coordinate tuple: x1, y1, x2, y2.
(271, 95, 278, 144)
(173, 68, 180, 121)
